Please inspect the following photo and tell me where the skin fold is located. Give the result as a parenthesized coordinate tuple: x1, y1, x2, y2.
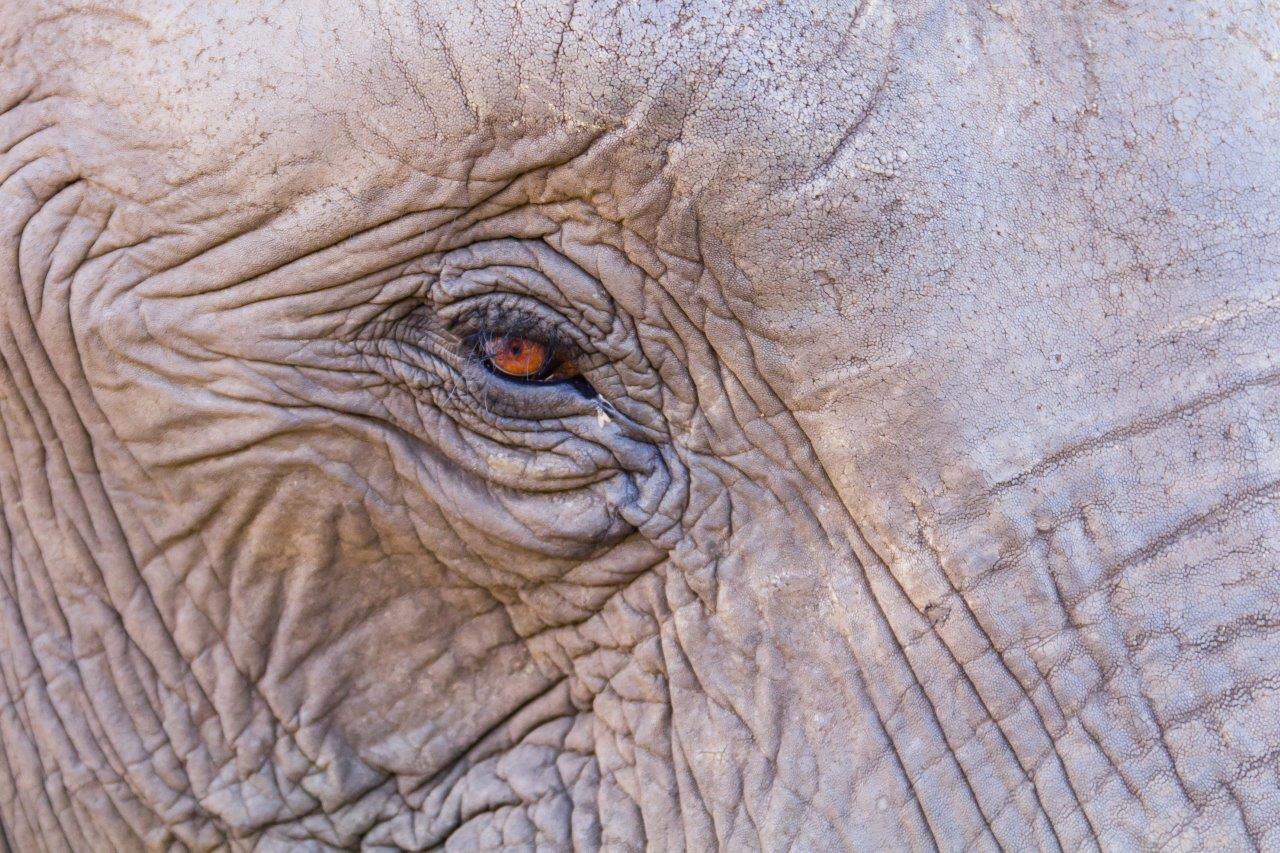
(0, 0, 1277, 849)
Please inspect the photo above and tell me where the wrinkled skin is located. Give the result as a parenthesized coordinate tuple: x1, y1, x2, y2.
(1, 1, 1278, 849)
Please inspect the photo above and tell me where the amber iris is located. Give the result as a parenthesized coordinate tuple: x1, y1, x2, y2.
(482, 334, 580, 381)
(485, 335, 548, 377)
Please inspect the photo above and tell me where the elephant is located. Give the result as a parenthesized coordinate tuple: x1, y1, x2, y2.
(0, 0, 1277, 848)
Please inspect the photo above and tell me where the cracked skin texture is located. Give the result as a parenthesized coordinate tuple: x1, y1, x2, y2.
(0, 0, 1278, 849)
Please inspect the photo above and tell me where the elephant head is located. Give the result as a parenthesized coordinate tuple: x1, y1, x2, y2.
(0, 1, 1277, 848)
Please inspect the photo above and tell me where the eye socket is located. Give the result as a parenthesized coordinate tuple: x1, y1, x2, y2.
(480, 333, 582, 383)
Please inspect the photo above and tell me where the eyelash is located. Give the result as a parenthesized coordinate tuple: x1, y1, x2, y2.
(455, 307, 598, 396)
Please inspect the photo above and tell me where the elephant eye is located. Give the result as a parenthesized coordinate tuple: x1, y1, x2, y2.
(479, 332, 581, 383)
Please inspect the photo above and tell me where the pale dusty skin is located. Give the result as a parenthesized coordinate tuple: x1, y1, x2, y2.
(0, 1, 1278, 849)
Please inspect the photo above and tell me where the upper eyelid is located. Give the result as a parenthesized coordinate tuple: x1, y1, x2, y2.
(423, 240, 616, 339)
(442, 296, 593, 354)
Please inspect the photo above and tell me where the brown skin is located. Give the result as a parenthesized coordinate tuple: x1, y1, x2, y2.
(0, 1, 1278, 849)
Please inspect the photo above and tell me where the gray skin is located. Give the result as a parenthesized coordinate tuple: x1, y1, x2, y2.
(0, 0, 1277, 849)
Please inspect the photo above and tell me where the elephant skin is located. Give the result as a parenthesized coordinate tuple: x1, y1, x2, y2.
(0, 0, 1278, 849)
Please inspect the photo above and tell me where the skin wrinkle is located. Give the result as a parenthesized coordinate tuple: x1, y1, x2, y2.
(987, 367, 1280, 498)
(982, 572, 1156, 839)
(632, 211, 962, 835)
(0, 427, 81, 850)
(696, 245, 1020, 839)
(3, 160, 199, 845)
(2, 394, 142, 840)
(1009, 433, 1275, 830)
(70, 199, 468, 847)
(696, 6, 1264, 835)
(911, 508, 1105, 845)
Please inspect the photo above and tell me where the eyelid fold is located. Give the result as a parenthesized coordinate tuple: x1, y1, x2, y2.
(424, 239, 616, 339)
